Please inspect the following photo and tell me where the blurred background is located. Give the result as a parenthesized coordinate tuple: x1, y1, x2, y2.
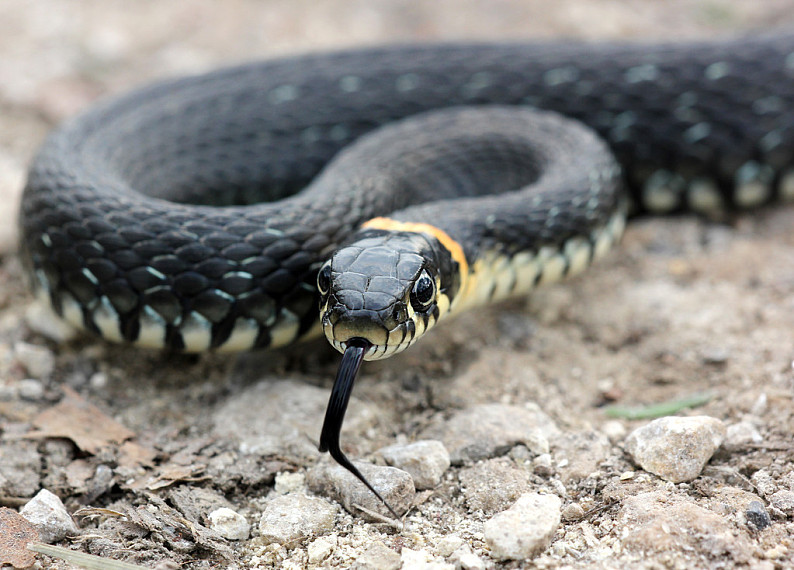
(1, 0, 793, 250)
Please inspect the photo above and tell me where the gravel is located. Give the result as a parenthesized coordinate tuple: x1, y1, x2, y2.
(378, 439, 450, 490)
(624, 415, 727, 483)
(258, 493, 338, 545)
(19, 489, 79, 543)
(208, 507, 250, 540)
(306, 461, 415, 521)
(484, 493, 562, 560)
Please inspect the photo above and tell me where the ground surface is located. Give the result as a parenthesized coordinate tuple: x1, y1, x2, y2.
(2, 1, 794, 569)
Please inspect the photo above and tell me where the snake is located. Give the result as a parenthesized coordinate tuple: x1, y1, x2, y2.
(18, 34, 794, 516)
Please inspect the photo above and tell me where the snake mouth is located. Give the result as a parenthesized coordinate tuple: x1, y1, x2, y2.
(325, 324, 417, 361)
(321, 309, 428, 361)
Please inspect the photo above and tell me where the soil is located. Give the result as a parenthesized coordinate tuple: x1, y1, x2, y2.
(2, 1, 794, 568)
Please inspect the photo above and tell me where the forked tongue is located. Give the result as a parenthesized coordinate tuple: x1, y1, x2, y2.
(319, 337, 400, 520)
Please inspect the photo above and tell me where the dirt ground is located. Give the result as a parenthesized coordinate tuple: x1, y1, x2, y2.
(2, 1, 794, 568)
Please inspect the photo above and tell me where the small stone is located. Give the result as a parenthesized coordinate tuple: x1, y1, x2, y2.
(532, 453, 554, 477)
(13, 341, 56, 379)
(379, 440, 450, 490)
(624, 416, 726, 483)
(435, 535, 464, 557)
(307, 535, 336, 563)
(17, 379, 45, 401)
(420, 403, 558, 464)
(751, 469, 777, 498)
(352, 541, 401, 570)
(554, 430, 611, 482)
(769, 490, 794, 516)
(459, 457, 530, 515)
(745, 500, 771, 530)
(561, 502, 586, 521)
(618, 491, 752, 559)
(19, 489, 79, 542)
(208, 507, 250, 540)
(484, 493, 561, 560)
(306, 461, 414, 521)
(274, 471, 305, 494)
(89, 372, 108, 389)
(450, 544, 485, 570)
(602, 420, 627, 443)
(258, 494, 337, 545)
(723, 421, 763, 450)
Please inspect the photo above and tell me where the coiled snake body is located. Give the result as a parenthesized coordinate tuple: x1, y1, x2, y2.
(19, 35, 794, 513)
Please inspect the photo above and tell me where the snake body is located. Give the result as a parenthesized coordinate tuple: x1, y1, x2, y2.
(19, 35, 794, 357)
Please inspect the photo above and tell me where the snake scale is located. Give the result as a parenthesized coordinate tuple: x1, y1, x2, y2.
(19, 34, 794, 514)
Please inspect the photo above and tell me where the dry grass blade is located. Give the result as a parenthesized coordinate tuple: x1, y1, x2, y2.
(28, 543, 151, 570)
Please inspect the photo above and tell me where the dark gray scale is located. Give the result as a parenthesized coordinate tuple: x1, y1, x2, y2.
(18, 35, 794, 351)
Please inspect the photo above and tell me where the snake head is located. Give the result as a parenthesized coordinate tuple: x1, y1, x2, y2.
(318, 228, 460, 360)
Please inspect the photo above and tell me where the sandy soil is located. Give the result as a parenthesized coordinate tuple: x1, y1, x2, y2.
(2, 1, 794, 568)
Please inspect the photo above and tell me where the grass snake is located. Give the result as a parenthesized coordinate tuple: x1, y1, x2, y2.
(19, 34, 794, 516)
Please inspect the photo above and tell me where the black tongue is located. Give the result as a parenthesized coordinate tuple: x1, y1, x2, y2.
(319, 338, 400, 520)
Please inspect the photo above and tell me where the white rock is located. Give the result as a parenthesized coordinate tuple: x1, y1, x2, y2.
(307, 535, 336, 563)
(20, 488, 79, 542)
(624, 416, 726, 483)
(17, 378, 45, 400)
(484, 493, 561, 560)
(379, 440, 450, 490)
(14, 341, 56, 379)
(769, 490, 794, 516)
(208, 507, 250, 540)
(724, 421, 763, 450)
(259, 493, 337, 545)
(449, 543, 485, 570)
(434, 535, 464, 557)
(274, 471, 305, 494)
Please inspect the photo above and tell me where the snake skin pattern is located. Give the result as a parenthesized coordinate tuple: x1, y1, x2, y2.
(19, 35, 794, 352)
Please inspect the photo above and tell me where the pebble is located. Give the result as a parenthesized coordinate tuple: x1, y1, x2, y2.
(258, 493, 337, 545)
(618, 490, 752, 558)
(20, 488, 79, 542)
(624, 416, 726, 483)
(378, 440, 450, 490)
(307, 535, 336, 563)
(13, 341, 56, 379)
(532, 453, 554, 477)
(213, 380, 377, 460)
(484, 493, 561, 560)
(306, 461, 414, 521)
(449, 544, 485, 570)
(434, 535, 464, 557)
(352, 541, 401, 570)
(459, 457, 530, 515)
(745, 500, 771, 530)
(561, 502, 586, 521)
(723, 421, 763, 450)
(400, 548, 453, 569)
(769, 490, 794, 516)
(17, 378, 45, 400)
(554, 430, 611, 482)
(274, 471, 305, 494)
(208, 507, 250, 540)
(601, 420, 628, 443)
(420, 403, 559, 464)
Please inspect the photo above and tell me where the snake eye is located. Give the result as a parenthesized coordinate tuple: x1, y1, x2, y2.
(410, 270, 436, 310)
(317, 263, 332, 295)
